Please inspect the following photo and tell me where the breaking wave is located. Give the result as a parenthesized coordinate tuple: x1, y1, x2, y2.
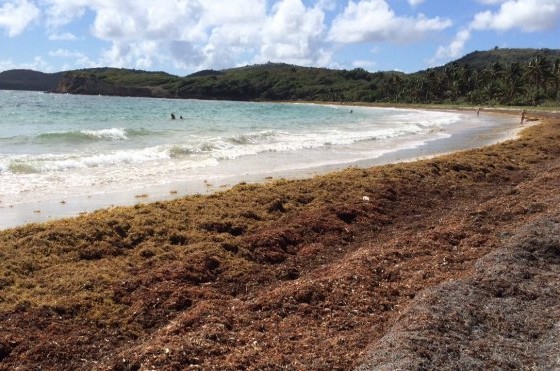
(35, 128, 153, 143)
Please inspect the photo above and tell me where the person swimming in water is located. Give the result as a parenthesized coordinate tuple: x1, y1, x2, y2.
(171, 113, 176, 120)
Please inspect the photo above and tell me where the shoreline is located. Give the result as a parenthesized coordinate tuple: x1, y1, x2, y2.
(0, 103, 536, 231)
(0, 107, 525, 230)
(0, 111, 559, 369)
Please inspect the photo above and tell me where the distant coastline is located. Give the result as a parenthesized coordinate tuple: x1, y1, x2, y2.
(2, 47, 560, 107)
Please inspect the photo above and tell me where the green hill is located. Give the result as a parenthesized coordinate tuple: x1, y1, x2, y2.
(176, 63, 394, 101)
(0, 69, 65, 91)
(172, 48, 560, 105)
(54, 68, 178, 98)
(2, 48, 560, 106)
(417, 48, 560, 106)
(451, 48, 560, 69)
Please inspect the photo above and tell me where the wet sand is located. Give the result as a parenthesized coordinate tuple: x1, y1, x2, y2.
(0, 109, 523, 230)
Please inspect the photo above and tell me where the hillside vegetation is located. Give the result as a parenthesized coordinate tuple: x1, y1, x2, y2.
(52, 48, 560, 106)
(0, 69, 65, 91)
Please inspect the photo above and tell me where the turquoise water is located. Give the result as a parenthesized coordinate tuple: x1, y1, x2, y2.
(0, 91, 456, 171)
(0, 90, 516, 223)
(0, 92, 452, 160)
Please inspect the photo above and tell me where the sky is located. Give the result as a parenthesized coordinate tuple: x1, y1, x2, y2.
(1, 0, 560, 76)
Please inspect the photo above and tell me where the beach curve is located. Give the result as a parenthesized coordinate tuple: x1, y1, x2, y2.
(0, 105, 523, 230)
(0, 109, 558, 369)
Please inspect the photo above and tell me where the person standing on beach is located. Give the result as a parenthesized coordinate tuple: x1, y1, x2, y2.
(520, 109, 526, 125)
(477, 107, 481, 116)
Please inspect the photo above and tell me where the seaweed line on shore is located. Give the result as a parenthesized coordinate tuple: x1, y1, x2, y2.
(0, 110, 559, 369)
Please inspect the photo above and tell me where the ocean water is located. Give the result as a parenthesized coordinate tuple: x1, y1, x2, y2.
(0, 90, 517, 227)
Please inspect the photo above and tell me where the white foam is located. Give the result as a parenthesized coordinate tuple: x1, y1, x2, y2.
(0, 95, 523, 229)
(80, 128, 128, 141)
(44, 147, 171, 171)
(207, 120, 448, 161)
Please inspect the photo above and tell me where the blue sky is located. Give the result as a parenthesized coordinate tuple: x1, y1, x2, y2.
(1, 0, 559, 75)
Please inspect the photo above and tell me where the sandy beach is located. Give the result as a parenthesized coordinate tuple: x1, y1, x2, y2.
(0, 108, 522, 230)
(0, 108, 558, 369)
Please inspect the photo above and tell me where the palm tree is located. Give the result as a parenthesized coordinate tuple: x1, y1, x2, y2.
(482, 79, 501, 103)
(489, 61, 504, 82)
(552, 58, 560, 100)
(478, 67, 502, 102)
(425, 69, 438, 101)
(465, 69, 481, 103)
(455, 64, 472, 98)
(504, 62, 525, 104)
(525, 54, 551, 105)
(389, 74, 404, 102)
(411, 78, 427, 103)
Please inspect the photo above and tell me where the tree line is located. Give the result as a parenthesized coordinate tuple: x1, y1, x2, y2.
(376, 54, 560, 106)
(174, 53, 560, 106)
(53, 50, 560, 106)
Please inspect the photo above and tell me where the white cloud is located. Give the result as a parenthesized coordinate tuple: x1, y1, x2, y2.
(316, 0, 337, 11)
(48, 48, 100, 69)
(0, 0, 40, 37)
(476, 0, 507, 4)
(408, 0, 425, 6)
(432, 0, 560, 65)
(101, 41, 161, 69)
(0, 56, 51, 72)
(203, 0, 266, 26)
(49, 49, 83, 58)
(169, 41, 206, 69)
(257, 0, 330, 66)
(42, 0, 270, 71)
(432, 28, 471, 63)
(198, 1, 267, 68)
(328, 0, 451, 44)
(471, 0, 560, 32)
(43, 0, 89, 28)
(48, 32, 77, 41)
(352, 59, 376, 70)
(92, 7, 141, 40)
(40, 0, 452, 71)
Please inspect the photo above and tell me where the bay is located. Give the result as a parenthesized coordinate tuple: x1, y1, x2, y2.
(0, 90, 518, 228)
